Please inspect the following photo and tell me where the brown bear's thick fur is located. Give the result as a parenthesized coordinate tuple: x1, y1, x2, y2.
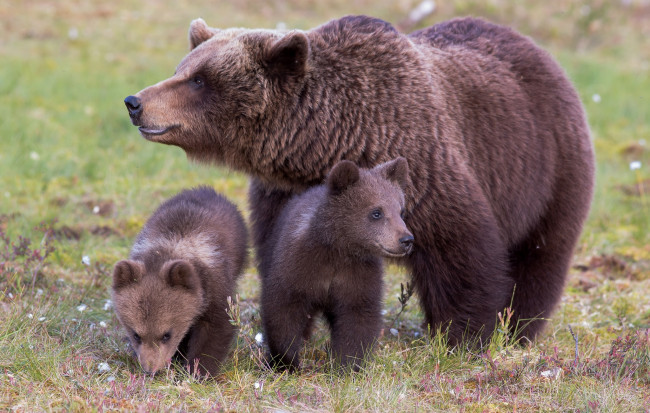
(125, 16, 595, 344)
(261, 158, 413, 371)
(112, 187, 248, 376)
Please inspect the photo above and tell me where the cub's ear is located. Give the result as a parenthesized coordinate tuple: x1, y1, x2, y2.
(112, 260, 144, 291)
(328, 160, 360, 195)
(163, 260, 201, 292)
(375, 157, 410, 190)
(262, 31, 310, 79)
(189, 18, 217, 50)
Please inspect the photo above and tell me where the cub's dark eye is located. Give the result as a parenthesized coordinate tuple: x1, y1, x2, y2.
(161, 332, 171, 343)
(400, 209, 407, 220)
(132, 333, 141, 344)
(370, 208, 383, 220)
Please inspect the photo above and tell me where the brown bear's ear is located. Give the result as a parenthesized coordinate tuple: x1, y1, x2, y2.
(328, 160, 360, 195)
(164, 260, 201, 292)
(189, 18, 217, 50)
(262, 31, 310, 79)
(376, 157, 410, 190)
(112, 260, 144, 291)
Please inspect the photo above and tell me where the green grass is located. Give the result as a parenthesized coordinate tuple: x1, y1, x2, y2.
(1, 0, 650, 411)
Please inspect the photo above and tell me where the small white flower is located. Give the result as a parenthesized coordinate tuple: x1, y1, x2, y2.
(630, 161, 642, 170)
(390, 328, 399, 336)
(106, 376, 115, 383)
(276, 21, 287, 31)
(103, 300, 112, 311)
(36, 288, 44, 296)
(592, 93, 601, 103)
(255, 332, 264, 344)
(409, 1, 436, 21)
(253, 382, 260, 389)
(99, 321, 107, 328)
(380, 309, 388, 315)
(68, 27, 79, 40)
(30, 151, 40, 161)
(8, 292, 14, 299)
(81, 256, 91, 266)
(38, 317, 46, 322)
(540, 367, 562, 379)
(98, 362, 110, 373)
(4, 192, 9, 198)
(413, 331, 421, 338)
(92, 205, 100, 214)
(77, 304, 87, 312)
(639, 139, 647, 146)
(27, 313, 34, 319)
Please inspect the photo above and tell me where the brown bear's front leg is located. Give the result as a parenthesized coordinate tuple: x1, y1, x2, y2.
(247, 178, 294, 271)
(409, 217, 514, 347)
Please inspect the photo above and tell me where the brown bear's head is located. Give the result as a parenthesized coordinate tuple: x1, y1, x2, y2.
(124, 18, 310, 168)
(323, 157, 414, 258)
(111, 259, 205, 375)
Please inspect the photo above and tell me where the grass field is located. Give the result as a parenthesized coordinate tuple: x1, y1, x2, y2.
(1, 0, 649, 411)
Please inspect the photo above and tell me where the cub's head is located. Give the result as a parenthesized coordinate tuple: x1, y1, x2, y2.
(111, 259, 205, 375)
(124, 18, 310, 165)
(324, 157, 414, 258)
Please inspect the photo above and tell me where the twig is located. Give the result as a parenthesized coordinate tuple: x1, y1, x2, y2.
(389, 281, 415, 329)
(568, 324, 579, 368)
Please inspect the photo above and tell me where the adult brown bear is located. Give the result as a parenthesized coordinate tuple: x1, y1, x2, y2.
(124, 15, 595, 344)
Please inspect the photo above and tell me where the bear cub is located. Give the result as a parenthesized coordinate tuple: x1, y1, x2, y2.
(260, 158, 413, 371)
(112, 186, 248, 376)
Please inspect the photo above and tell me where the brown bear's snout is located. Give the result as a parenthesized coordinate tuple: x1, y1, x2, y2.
(399, 234, 414, 254)
(124, 95, 142, 122)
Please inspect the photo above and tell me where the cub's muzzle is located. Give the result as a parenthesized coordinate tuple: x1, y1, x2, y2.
(399, 235, 414, 254)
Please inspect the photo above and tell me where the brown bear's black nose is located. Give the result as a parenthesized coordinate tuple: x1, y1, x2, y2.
(399, 235, 414, 252)
(124, 95, 142, 117)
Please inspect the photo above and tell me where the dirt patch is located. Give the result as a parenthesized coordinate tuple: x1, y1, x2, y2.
(574, 254, 640, 281)
(53, 224, 120, 241)
(617, 179, 650, 197)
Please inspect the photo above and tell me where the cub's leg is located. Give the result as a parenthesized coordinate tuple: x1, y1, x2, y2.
(326, 272, 383, 371)
(183, 312, 235, 376)
(261, 288, 312, 371)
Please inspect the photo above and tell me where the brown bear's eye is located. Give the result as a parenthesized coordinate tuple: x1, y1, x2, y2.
(400, 209, 407, 220)
(370, 208, 383, 220)
(132, 333, 141, 344)
(161, 332, 171, 343)
(190, 75, 205, 88)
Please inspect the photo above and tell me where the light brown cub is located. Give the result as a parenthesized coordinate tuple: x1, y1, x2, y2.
(112, 186, 248, 376)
